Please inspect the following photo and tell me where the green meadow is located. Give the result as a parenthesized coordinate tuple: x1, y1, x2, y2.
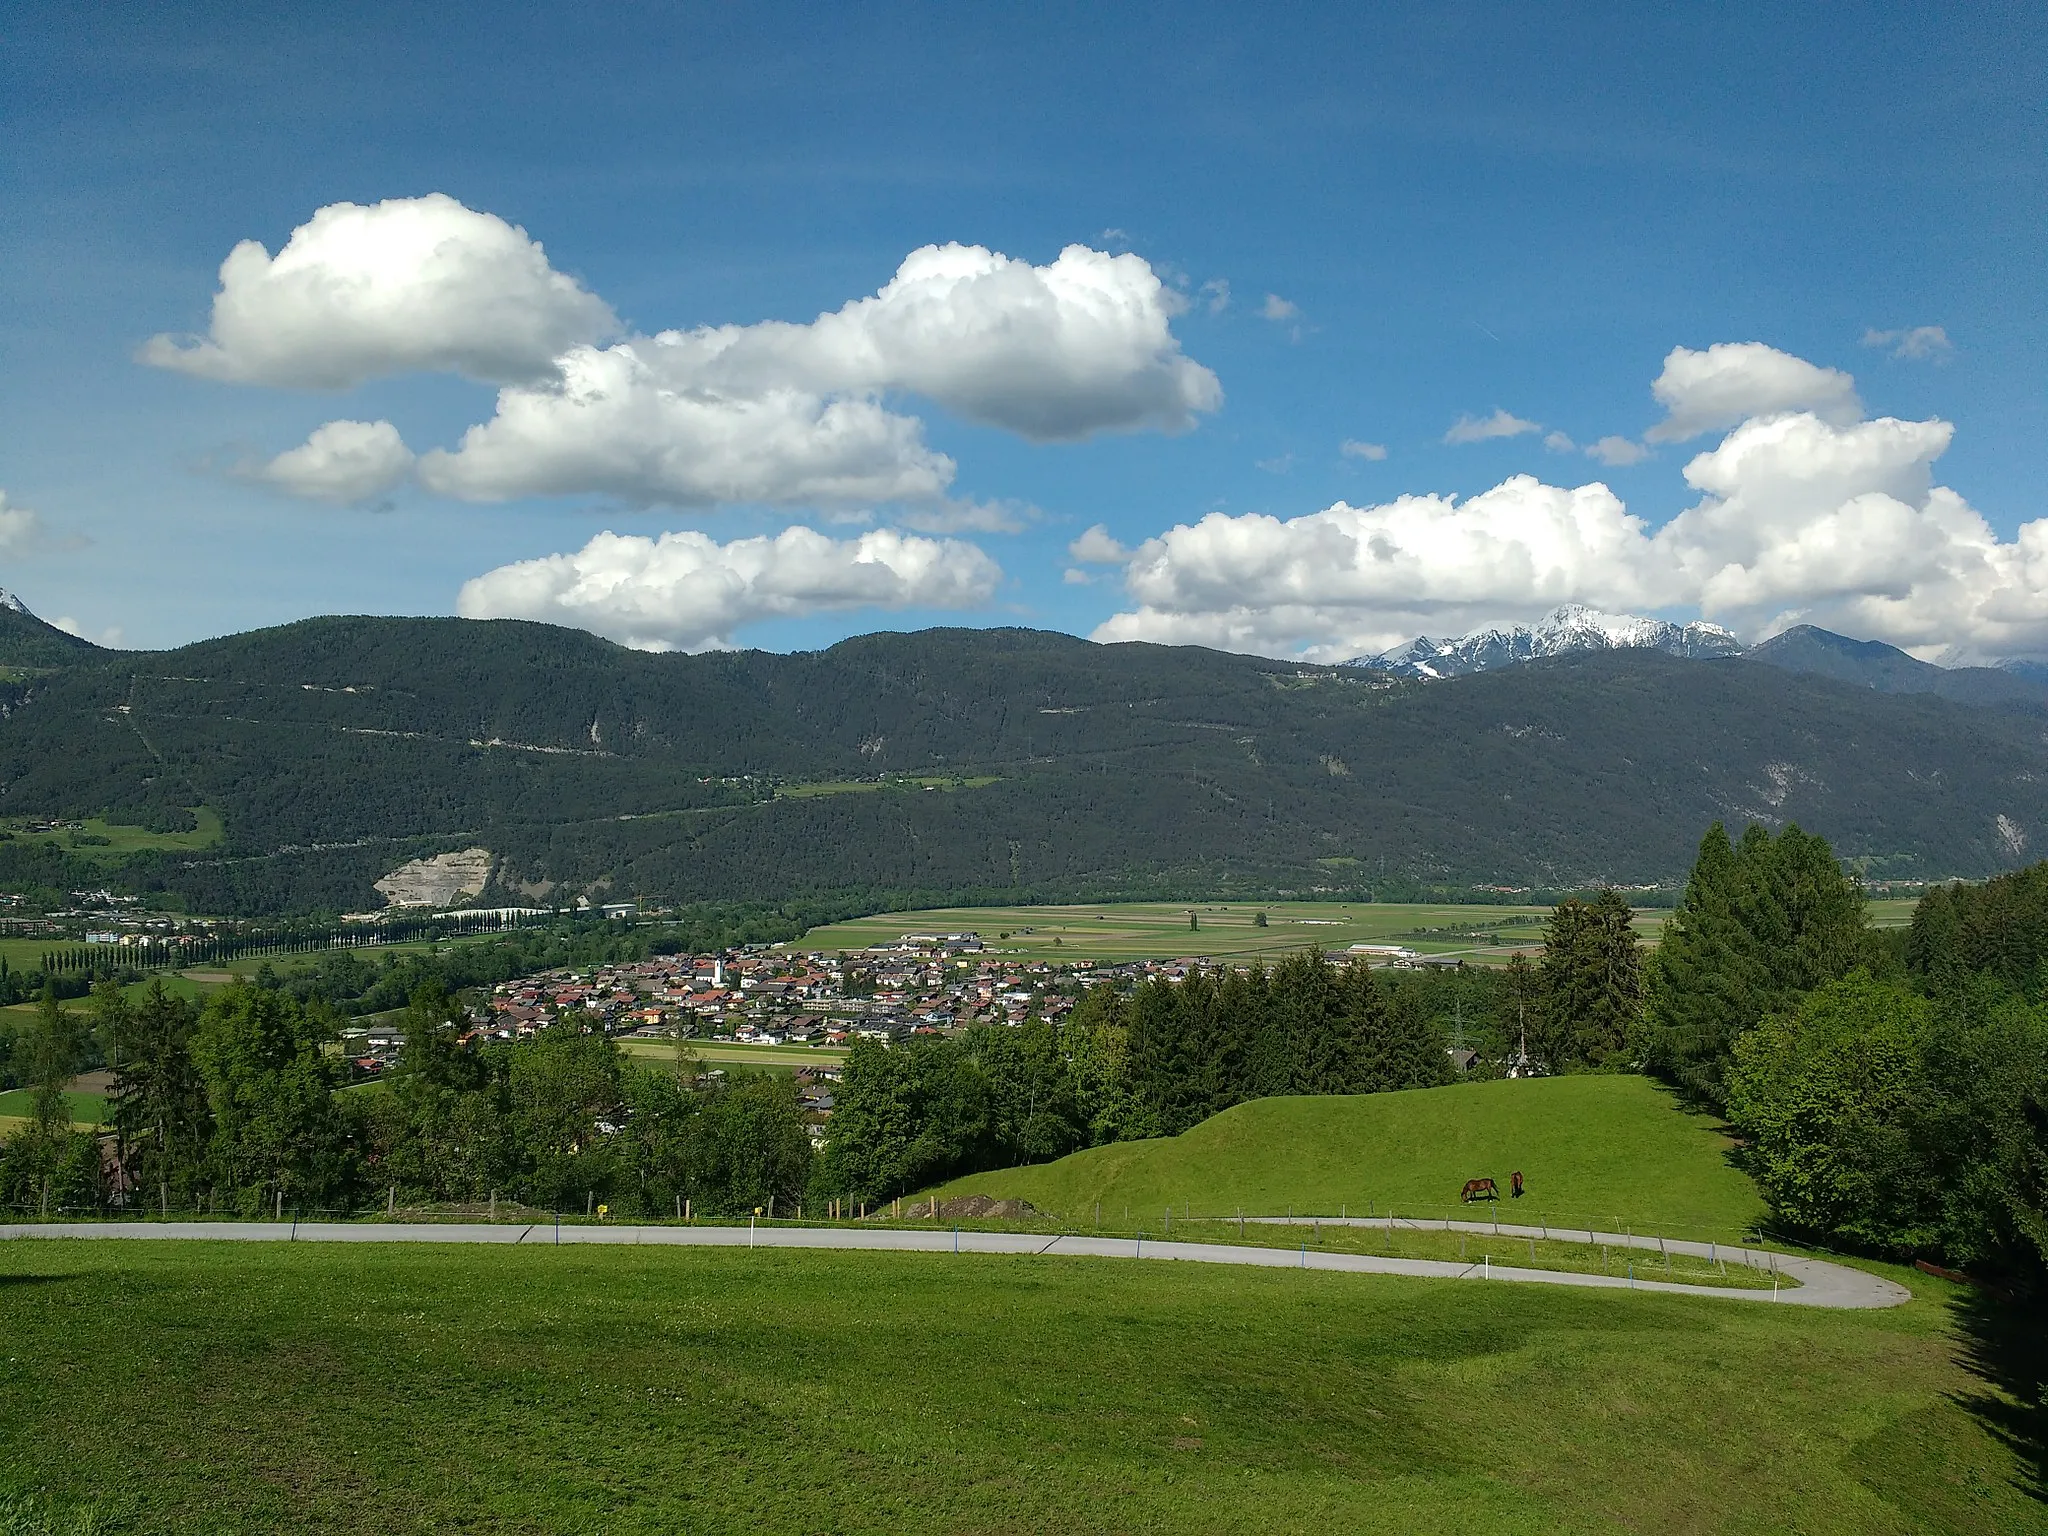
(0, 807, 222, 862)
(937, 1077, 1770, 1242)
(0, 1239, 2035, 1535)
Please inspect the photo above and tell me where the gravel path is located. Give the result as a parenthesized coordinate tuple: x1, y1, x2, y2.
(0, 1219, 1909, 1308)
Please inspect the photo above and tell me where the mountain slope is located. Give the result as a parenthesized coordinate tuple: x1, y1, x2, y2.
(0, 590, 101, 671)
(1, 617, 2044, 912)
(1746, 625, 2048, 709)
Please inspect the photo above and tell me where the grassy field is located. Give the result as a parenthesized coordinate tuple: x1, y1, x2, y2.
(936, 1077, 1769, 1242)
(0, 807, 223, 862)
(619, 1039, 849, 1072)
(794, 898, 1921, 965)
(0, 1240, 2036, 1534)
(0, 1089, 107, 1125)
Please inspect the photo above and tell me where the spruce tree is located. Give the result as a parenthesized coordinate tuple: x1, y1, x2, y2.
(1123, 975, 1183, 1137)
(1237, 963, 1293, 1099)
(1534, 898, 1595, 1071)
(1353, 961, 1453, 1090)
(1648, 820, 1866, 1107)
(1276, 948, 1356, 1093)
(1579, 889, 1645, 1066)
(112, 979, 210, 1210)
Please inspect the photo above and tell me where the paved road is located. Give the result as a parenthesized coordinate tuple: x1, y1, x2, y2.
(0, 1219, 1909, 1308)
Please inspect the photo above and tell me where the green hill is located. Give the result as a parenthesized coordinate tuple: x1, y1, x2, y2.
(935, 1076, 1768, 1240)
(3, 611, 2047, 912)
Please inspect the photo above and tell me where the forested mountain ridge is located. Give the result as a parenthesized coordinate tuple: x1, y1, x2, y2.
(1747, 625, 2048, 709)
(2, 614, 2047, 914)
(0, 590, 100, 672)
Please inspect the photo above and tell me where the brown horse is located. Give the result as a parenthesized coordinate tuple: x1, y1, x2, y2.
(1460, 1178, 1499, 1204)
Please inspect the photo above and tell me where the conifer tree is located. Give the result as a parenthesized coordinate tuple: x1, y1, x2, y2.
(1647, 820, 1866, 1106)
(1534, 898, 1594, 1070)
(1276, 948, 1357, 1093)
(1352, 960, 1452, 1090)
(1578, 889, 1645, 1066)
(111, 979, 210, 1210)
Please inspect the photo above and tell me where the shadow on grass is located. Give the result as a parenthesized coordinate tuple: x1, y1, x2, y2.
(1949, 1289, 2047, 1505)
(0, 1275, 69, 1288)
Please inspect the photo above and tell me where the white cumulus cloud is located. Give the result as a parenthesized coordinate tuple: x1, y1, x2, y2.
(457, 525, 1002, 651)
(140, 194, 617, 389)
(1092, 344, 2048, 663)
(1068, 525, 1131, 564)
(1095, 477, 1662, 660)
(148, 209, 1223, 511)
(1445, 409, 1540, 445)
(417, 343, 955, 507)
(1340, 439, 1388, 461)
(1259, 294, 1300, 322)
(253, 419, 415, 502)
(1863, 325, 1953, 361)
(1645, 342, 1861, 443)
(645, 242, 1220, 442)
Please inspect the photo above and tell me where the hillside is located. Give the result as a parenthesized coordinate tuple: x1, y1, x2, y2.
(935, 1077, 1769, 1239)
(1747, 625, 2048, 709)
(0, 590, 99, 671)
(3, 616, 2048, 912)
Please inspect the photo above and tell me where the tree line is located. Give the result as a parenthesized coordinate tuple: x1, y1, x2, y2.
(1645, 822, 2047, 1294)
(0, 979, 815, 1221)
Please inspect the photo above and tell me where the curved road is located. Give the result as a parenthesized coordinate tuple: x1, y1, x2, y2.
(0, 1218, 1909, 1308)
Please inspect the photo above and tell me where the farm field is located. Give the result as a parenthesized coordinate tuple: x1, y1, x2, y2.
(936, 1077, 1770, 1243)
(0, 1239, 2032, 1534)
(0, 1086, 106, 1136)
(798, 900, 1570, 963)
(618, 1039, 848, 1072)
(794, 898, 1921, 965)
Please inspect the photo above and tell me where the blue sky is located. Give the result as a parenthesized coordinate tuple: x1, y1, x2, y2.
(2, 3, 2043, 659)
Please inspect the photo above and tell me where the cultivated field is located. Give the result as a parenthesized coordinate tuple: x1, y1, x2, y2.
(0, 1239, 2030, 1534)
(794, 898, 1921, 965)
(936, 1077, 1770, 1242)
(796, 900, 1571, 963)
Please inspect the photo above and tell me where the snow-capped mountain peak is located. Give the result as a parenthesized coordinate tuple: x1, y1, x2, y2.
(1349, 605, 1743, 679)
(0, 590, 29, 616)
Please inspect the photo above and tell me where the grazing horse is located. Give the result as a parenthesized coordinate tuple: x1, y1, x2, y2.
(1460, 1177, 1499, 1204)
